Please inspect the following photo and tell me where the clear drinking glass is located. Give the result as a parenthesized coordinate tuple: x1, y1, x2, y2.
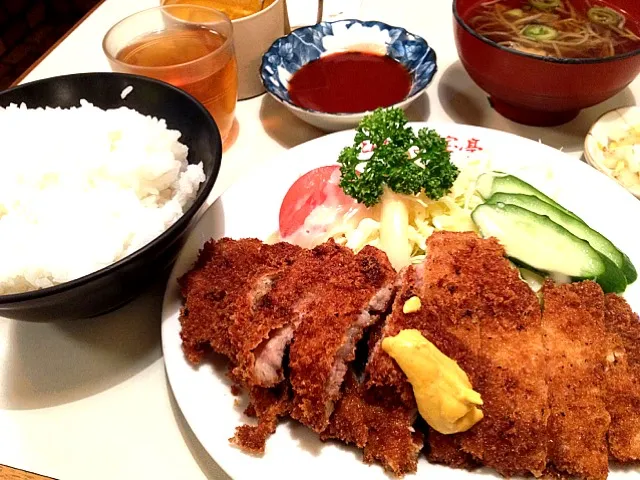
(103, 5, 238, 143)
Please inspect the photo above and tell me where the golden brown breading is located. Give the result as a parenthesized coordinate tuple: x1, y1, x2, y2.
(228, 243, 333, 387)
(320, 282, 423, 477)
(365, 233, 486, 471)
(432, 233, 548, 477)
(364, 266, 421, 406)
(227, 243, 316, 387)
(321, 372, 423, 476)
(287, 244, 396, 432)
(367, 231, 550, 476)
(320, 372, 369, 449)
(181, 233, 640, 479)
(223, 241, 394, 426)
(603, 293, 640, 461)
(363, 412, 424, 476)
(182, 238, 396, 452)
(426, 430, 477, 469)
(542, 281, 610, 480)
(231, 384, 291, 454)
(179, 238, 260, 362)
(179, 238, 301, 363)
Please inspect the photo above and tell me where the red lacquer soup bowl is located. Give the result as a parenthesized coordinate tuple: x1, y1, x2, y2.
(453, 0, 640, 126)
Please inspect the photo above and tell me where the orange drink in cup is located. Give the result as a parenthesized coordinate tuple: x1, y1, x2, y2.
(162, 0, 273, 20)
(103, 5, 238, 143)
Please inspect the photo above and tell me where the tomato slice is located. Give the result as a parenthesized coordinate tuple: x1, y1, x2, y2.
(278, 165, 353, 238)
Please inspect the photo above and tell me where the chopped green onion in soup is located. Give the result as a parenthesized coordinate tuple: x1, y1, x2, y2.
(521, 24, 559, 41)
(588, 7, 624, 27)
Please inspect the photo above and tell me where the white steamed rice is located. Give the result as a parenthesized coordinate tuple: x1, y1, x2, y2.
(0, 100, 206, 295)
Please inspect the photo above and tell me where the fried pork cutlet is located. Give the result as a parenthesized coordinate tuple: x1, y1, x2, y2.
(225, 242, 327, 388)
(361, 233, 486, 474)
(181, 238, 395, 452)
(542, 281, 610, 480)
(603, 293, 640, 462)
(321, 372, 424, 476)
(354, 232, 487, 474)
(321, 271, 424, 475)
(287, 244, 396, 432)
(419, 232, 547, 476)
(441, 234, 548, 477)
(179, 238, 302, 364)
(365, 231, 549, 477)
(182, 232, 640, 478)
(230, 241, 396, 431)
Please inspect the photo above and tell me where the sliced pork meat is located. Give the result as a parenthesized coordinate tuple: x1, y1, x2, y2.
(436, 233, 549, 477)
(227, 244, 322, 387)
(179, 238, 301, 363)
(179, 233, 640, 479)
(230, 241, 395, 397)
(251, 325, 295, 386)
(361, 232, 486, 473)
(286, 244, 396, 432)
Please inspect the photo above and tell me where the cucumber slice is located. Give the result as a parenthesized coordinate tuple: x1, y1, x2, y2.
(598, 253, 630, 295)
(486, 192, 637, 283)
(621, 253, 637, 284)
(476, 173, 580, 220)
(471, 203, 627, 293)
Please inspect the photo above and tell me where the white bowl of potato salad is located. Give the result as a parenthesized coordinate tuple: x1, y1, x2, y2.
(585, 106, 640, 199)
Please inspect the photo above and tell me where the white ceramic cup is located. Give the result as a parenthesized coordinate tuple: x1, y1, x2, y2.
(233, 0, 323, 99)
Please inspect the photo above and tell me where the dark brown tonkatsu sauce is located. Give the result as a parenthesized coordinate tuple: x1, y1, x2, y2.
(288, 52, 412, 114)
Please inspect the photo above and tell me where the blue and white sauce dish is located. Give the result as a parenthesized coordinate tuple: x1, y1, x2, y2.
(260, 19, 438, 132)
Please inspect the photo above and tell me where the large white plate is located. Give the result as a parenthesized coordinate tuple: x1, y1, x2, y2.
(161, 123, 640, 480)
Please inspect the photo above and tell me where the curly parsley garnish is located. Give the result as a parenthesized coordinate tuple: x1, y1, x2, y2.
(337, 108, 459, 207)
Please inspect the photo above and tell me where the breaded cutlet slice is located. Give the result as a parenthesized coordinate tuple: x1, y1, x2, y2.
(227, 244, 321, 388)
(603, 293, 640, 461)
(320, 273, 424, 476)
(179, 238, 301, 363)
(321, 371, 424, 476)
(366, 231, 549, 476)
(230, 241, 395, 399)
(443, 235, 548, 477)
(364, 232, 485, 471)
(362, 266, 419, 406)
(286, 244, 396, 432)
(542, 281, 610, 480)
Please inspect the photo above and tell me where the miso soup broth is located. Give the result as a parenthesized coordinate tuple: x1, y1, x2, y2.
(465, 0, 640, 59)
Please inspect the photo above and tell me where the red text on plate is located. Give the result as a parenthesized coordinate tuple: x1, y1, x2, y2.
(446, 136, 484, 153)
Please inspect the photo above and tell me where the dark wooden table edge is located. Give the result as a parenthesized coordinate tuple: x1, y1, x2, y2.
(10, 0, 108, 87)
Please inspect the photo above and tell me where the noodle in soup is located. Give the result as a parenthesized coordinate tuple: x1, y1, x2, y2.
(466, 0, 640, 59)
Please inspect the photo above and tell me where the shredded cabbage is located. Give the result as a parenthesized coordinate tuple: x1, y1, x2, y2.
(327, 156, 491, 264)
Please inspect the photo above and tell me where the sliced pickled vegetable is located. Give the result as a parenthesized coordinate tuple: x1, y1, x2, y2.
(588, 6, 624, 27)
(528, 0, 561, 11)
(522, 24, 559, 41)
